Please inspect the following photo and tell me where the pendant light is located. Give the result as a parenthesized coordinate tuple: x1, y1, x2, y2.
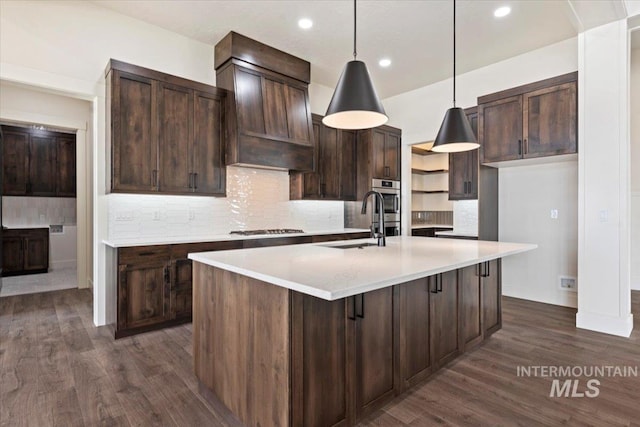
(323, 0, 388, 130)
(431, 0, 479, 153)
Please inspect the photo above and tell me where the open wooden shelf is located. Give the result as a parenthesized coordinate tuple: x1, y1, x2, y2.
(411, 146, 434, 156)
(411, 168, 448, 175)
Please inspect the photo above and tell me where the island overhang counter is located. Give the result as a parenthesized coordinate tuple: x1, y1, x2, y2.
(189, 236, 536, 427)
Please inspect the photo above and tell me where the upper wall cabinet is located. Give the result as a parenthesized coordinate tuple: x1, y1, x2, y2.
(448, 107, 479, 201)
(2, 125, 76, 198)
(106, 60, 227, 196)
(478, 72, 577, 164)
(356, 125, 402, 198)
(289, 114, 357, 201)
(214, 32, 315, 171)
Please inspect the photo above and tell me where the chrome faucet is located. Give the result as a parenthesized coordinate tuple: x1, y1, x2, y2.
(361, 190, 386, 247)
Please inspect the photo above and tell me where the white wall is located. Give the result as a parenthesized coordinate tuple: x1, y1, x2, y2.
(50, 225, 77, 270)
(631, 46, 640, 291)
(384, 37, 579, 306)
(576, 20, 632, 337)
(500, 162, 578, 307)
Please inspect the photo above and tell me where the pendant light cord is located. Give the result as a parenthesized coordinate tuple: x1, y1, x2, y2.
(353, 0, 357, 60)
(453, 0, 456, 107)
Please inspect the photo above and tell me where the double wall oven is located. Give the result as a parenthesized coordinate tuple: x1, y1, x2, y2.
(371, 179, 400, 236)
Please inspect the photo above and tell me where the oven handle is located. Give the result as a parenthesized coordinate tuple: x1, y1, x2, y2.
(393, 195, 399, 213)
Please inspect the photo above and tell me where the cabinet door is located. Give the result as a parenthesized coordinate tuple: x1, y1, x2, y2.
(448, 151, 468, 200)
(459, 265, 482, 350)
(23, 231, 49, 272)
(192, 90, 226, 195)
(384, 131, 401, 181)
(523, 82, 577, 158)
(371, 129, 387, 179)
(399, 278, 433, 389)
(319, 126, 340, 199)
(56, 136, 76, 197)
(263, 77, 290, 139)
(111, 71, 157, 192)
(2, 126, 29, 195)
(355, 287, 396, 419)
(339, 129, 357, 201)
(171, 258, 193, 320)
(2, 235, 24, 273)
(430, 270, 461, 367)
(479, 96, 523, 163)
(284, 83, 313, 146)
(482, 259, 502, 336)
(157, 82, 193, 193)
(234, 67, 266, 135)
(291, 293, 350, 427)
(118, 261, 171, 330)
(28, 134, 57, 196)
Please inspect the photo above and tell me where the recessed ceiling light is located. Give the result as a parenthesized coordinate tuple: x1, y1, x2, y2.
(379, 58, 392, 67)
(298, 18, 313, 29)
(494, 6, 511, 18)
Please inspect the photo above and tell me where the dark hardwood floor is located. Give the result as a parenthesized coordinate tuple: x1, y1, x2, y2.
(1, 289, 639, 426)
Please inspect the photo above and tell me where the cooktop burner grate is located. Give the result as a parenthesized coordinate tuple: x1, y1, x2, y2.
(229, 229, 305, 236)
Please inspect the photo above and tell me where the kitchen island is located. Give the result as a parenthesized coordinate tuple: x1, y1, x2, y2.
(189, 236, 536, 427)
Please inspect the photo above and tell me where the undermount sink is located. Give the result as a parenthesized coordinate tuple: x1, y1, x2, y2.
(324, 242, 379, 249)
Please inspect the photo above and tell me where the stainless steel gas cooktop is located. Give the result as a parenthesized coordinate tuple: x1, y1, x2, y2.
(229, 229, 305, 236)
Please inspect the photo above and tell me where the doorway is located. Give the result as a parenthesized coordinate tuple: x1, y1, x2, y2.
(0, 81, 92, 298)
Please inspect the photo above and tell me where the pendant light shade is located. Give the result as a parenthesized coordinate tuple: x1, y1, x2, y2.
(432, 0, 479, 153)
(431, 107, 478, 152)
(323, 0, 388, 130)
(323, 60, 388, 130)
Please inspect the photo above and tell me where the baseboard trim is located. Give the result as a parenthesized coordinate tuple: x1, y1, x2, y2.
(576, 311, 634, 337)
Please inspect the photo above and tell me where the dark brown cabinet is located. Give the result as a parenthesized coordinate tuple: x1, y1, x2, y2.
(292, 287, 397, 426)
(290, 114, 357, 201)
(107, 60, 227, 196)
(353, 287, 396, 419)
(2, 125, 76, 197)
(114, 232, 370, 338)
(2, 228, 49, 276)
(482, 259, 502, 337)
(411, 227, 453, 237)
(356, 125, 402, 198)
(459, 264, 483, 350)
(430, 270, 461, 367)
(215, 32, 315, 171)
(398, 278, 434, 389)
(479, 72, 577, 164)
(449, 107, 478, 200)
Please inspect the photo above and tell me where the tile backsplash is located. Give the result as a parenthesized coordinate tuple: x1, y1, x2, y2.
(411, 210, 453, 225)
(108, 166, 344, 240)
(453, 200, 478, 235)
(2, 196, 76, 227)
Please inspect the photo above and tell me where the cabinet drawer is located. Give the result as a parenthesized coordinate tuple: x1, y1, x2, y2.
(118, 245, 170, 265)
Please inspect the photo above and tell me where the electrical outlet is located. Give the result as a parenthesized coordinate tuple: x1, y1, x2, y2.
(153, 210, 161, 221)
(599, 210, 608, 223)
(550, 209, 559, 219)
(115, 211, 134, 221)
(559, 276, 577, 292)
(189, 210, 196, 221)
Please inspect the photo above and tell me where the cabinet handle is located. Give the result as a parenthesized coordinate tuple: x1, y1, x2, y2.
(430, 276, 438, 293)
(524, 138, 528, 155)
(384, 166, 390, 177)
(188, 173, 193, 189)
(320, 183, 326, 197)
(437, 274, 443, 293)
(518, 140, 522, 156)
(356, 294, 365, 319)
(485, 261, 490, 278)
(193, 173, 198, 190)
(138, 251, 156, 256)
(348, 296, 356, 321)
(152, 170, 158, 187)
(164, 266, 170, 284)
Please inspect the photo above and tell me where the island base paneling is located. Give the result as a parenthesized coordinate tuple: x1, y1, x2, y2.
(192, 259, 503, 427)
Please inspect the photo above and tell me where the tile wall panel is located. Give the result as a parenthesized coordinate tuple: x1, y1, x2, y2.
(2, 196, 77, 227)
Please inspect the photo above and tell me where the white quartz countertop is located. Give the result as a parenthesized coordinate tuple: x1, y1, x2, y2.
(189, 236, 536, 300)
(435, 230, 479, 238)
(411, 224, 453, 229)
(102, 228, 370, 248)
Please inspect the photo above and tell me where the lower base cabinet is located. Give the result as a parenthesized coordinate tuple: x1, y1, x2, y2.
(1, 228, 49, 276)
(114, 232, 370, 338)
(193, 260, 502, 427)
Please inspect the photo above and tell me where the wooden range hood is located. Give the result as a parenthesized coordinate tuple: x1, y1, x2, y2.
(215, 32, 315, 171)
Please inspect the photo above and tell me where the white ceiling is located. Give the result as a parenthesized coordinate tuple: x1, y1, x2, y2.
(91, 0, 631, 98)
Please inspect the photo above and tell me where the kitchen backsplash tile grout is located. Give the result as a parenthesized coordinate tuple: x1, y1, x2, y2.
(108, 166, 344, 240)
